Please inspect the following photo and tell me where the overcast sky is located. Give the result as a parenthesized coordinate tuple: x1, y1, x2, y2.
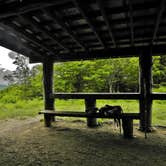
(0, 46, 39, 71)
(0, 46, 17, 71)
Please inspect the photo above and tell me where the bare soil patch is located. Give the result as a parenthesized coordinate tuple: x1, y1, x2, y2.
(0, 117, 165, 166)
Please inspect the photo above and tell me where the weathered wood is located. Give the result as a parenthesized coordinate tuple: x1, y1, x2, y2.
(44, 9, 88, 51)
(0, 0, 70, 20)
(45, 45, 166, 63)
(43, 58, 55, 127)
(53, 93, 140, 100)
(74, 0, 106, 48)
(139, 49, 153, 131)
(122, 117, 134, 138)
(39, 111, 140, 119)
(85, 98, 97, 127)
(39, 111, 140, 138)
(127, 0, 134, 46)
(152, 0, 165, 44)
(97, 0, 116, 47)
(22, 15, 69, 52)
(152, 93, 166, 100)
(3, 20, 55, 56)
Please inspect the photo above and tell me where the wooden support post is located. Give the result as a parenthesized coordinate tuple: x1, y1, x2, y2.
(85, 98, 98, 127)
(122, 117, 133, 138)
(43, 58, 54, 127)
(139, 49, 153, 131)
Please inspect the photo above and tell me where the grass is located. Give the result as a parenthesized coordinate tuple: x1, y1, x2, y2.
(0, 99, 43, 120)
(0, 98, 165, 126)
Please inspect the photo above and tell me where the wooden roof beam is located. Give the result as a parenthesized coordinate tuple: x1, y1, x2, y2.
(74, 0, 106, 49)
(3, 20, 54, 56)
(127, 0, 134, 46)
(53, 44, 166, 62)
(0, 0, 70, 20)
(97, 0, 116, 47)
(0, 24, 42, 59)
(152, 0, 165, 44)
(22, 15, 71, 52)
(44, 9, 88, 51)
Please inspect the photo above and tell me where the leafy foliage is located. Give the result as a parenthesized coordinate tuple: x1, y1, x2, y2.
(1, 53, 166, 102)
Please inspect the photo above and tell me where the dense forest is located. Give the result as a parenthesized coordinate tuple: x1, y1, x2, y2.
(0, 52, 166, 103)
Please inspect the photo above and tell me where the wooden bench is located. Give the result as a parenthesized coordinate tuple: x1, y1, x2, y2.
(39, 110, 140, 138)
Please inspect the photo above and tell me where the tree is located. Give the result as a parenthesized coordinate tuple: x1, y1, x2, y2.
(4, 51, 36, 99)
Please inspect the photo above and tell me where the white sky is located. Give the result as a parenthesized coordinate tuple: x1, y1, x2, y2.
(0, 46, 39, 71)
(0, 46, 16, 71)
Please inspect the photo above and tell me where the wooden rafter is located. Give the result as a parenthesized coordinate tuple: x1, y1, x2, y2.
(0, 0, 70, 20)
(74, 0, 106, 48)
(152, 0, 165, 44)
(22, 14, 71, 52)
(0, 23, 42, 58)
(44, 9, 88, 51)
(3, 19, 54, 56)
(127, 0, 134, 46)
(97, 0, 116, 47)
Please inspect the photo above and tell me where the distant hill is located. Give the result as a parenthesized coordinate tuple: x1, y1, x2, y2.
(0, 84, 7, 90)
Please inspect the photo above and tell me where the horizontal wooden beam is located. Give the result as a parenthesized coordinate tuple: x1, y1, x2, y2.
(51, 44, 166, 62)
(39, 111, 140, 119)
(52, 93, 140, 100)
(152, 93, 166, 100)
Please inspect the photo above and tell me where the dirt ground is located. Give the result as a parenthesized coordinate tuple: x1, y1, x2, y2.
(0, 116, 165, 166)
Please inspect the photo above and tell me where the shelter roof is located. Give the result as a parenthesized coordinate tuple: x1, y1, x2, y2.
(0, 0, 165, 62)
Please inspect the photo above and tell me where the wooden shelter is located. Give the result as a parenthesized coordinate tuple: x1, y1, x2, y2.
(0, 0, 166, 138)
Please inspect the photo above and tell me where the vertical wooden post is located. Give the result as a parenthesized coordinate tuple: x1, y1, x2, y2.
(43, 58, 54, 127)
(122, 117, 133, 138)
(139, 49, 153, 131)
(85, 98, 98, 127)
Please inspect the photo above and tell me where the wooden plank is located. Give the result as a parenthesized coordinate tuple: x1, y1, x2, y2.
(44, 9, 88, 51)
(127, 0, 134, 46)
(22, 15, 70, 52)
(39, 111, 140, 119)
(0, 26, 41, 59)
(74, 0, 106, 48)
(52, 93, 140, 100)
(97, 0, 116, 47)
(3, 20, 54, 56)
(152, 93, 166, 100)
(0, 0, 70, 20)
(48, 45, 166, 63)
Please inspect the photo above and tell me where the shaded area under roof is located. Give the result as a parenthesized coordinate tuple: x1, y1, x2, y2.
(0, 0, 166, 62)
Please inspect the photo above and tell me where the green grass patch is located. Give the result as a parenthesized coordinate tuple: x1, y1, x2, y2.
(0, 99, 165, 126)
(153, 85, 166, 92)
(0, 99, 43, 120)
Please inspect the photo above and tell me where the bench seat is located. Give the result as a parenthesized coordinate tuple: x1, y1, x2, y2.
(39, 110, 140, 119)
(39, 110, 140, 138)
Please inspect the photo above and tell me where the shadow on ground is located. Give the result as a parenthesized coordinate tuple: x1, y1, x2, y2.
(0, 117, 165, 166)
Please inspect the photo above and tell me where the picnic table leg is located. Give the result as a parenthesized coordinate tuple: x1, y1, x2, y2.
(122, 117, 134, 138)
(85, 98, 98, 127)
